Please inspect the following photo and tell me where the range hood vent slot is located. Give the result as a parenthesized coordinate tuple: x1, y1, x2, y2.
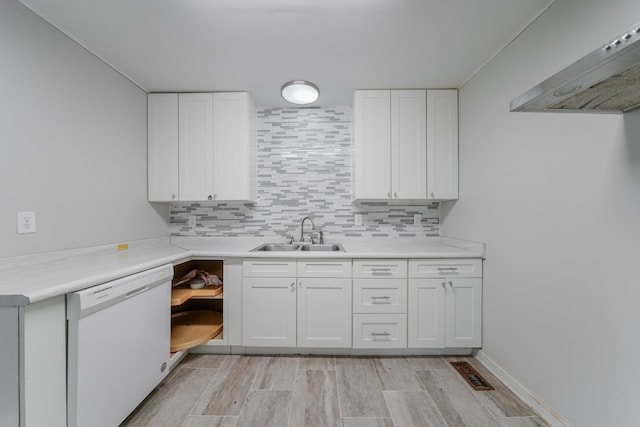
(511, 22, 640, 114)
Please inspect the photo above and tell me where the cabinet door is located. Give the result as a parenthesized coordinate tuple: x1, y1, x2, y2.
(408, 278, 445, 348)
(148, 94, 179, 202)
(354, 90, 391, 199)
(445, 278, 481, 348)
(391, 90, 427, 199)
(427, 90, 458, 200)
(178, 93, 214, 201)
(212, 92, 256, 201)
(297, 278, 351, 348)
(242, 277, 296, 347)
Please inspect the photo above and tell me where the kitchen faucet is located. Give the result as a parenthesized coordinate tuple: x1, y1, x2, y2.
(300, 216, 315, 243)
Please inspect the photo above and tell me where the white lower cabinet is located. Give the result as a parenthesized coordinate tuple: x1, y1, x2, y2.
(353, 314, 407, 349)
(242, 260, 352, 348)
(408, 259, 483, 348)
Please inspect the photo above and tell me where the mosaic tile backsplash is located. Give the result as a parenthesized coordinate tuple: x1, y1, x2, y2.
(170, 106, 439, 239)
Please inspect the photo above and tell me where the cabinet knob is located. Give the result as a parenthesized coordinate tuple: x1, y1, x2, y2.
(387, 192, 392, 199)
(448, 281, 453, 287)
(290, 281, 296, 288)
(208, 195, 213, 200)
(430, 192, 435, 198)
(441, 281, 446, 288)
(394, 192, 398, 198)
(171, 194, 176, 200)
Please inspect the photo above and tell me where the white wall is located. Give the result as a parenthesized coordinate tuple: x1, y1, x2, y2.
(0, 0, 169, 258)
(442, 0, 640, 425)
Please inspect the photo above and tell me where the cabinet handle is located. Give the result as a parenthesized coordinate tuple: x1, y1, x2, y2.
(394, 192, 398, 198)
(371, 296, 391, 303)
(290, 281, 295, 288)
(370, 332, 391, 337)
(448, 281, 453, 287)
(208, 195, 213, 200)
(171, 194, 176, 200)
(430, 192, 435, 198)
(370, 296, 391, 299)
(387, 192, 392, 198)
(437, 267, 458, 271)
(441, 281, 446, 288)
(371, 267, 391, 274)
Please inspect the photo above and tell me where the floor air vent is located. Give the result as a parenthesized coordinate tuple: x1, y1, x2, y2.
(450, 361, 494, 391)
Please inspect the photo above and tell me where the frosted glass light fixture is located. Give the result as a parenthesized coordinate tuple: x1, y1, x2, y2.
(281, 80, 319, 105)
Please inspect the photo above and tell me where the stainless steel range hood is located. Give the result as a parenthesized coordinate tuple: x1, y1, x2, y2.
(511, 22, 640, 113)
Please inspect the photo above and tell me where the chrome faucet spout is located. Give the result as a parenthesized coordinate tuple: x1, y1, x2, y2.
(300, 216, 315, 242)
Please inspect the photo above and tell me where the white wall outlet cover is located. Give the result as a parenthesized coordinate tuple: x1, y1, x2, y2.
(414, 213, 422, 226)
(354, 213, 363, 226)
(17, 211, 36, 234)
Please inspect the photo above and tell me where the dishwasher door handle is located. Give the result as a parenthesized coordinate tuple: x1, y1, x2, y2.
(125, 285, 150, 299)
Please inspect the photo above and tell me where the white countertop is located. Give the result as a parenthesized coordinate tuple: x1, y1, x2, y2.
(0, 236, 484, 307)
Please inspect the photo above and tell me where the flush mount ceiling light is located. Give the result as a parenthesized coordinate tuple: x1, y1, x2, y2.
(281, 80, 319, 105)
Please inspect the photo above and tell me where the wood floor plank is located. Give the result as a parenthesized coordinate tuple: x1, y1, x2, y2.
(236, 390, 292, 427)
(372, 357, 421, 391)
(341, 417, 395, 427)
(121, 367, 215, 426)
(405, 356, 449, 370)
(181, 415, 239, 427)
(383, 390, 448, 427)
(178, 354, 228, 370)
(335, 357, 390, 418)
(201, 355, 263, 416)
(416, 369, 501, 427)
(298, 355, 336, 370)
(252, 356, 298, 390)
(496, 416, 551, 427)
(289, 369, 341, 427)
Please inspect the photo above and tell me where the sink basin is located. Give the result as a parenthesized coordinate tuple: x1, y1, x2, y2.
(298, 244, 344, 252)
(250, 243, 300, 251)
(250, 243, 345, 252)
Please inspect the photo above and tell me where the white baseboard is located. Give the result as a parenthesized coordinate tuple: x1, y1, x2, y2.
(474, 350, 573, 427)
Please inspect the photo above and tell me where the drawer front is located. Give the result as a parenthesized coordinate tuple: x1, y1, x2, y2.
(353, 259, 407, 278)
(353, 279, 407, 314)
(243, 259, 297, 277)
(297, 260, 352, 278)
(352, 314, 407, 349)
(408, 259, 482, 278)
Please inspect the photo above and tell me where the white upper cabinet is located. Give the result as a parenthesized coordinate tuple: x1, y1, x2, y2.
(147, 92, 256, 203)
(353, 88, 458, 201)
(427, 90, 458, 200)
(147, 94, 179, 202)
(353, 90, 392, 199)
(212, 92, 256, 201)
(179, 93, 214, 201)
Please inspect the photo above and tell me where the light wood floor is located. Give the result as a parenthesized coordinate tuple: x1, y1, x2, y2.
(121, 354, 549, 427)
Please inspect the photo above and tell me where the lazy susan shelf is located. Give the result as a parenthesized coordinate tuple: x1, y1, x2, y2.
(170, 310, 223, 352)
(171, 286, 223, 306)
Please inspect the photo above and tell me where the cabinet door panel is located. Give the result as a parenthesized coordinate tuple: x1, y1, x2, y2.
(212, 92, 255, 201)
(148, 94, 179, 202)
(297, 278, 351, 348)
(242, 277, 296, 347)
(427, 90, 458, 200)
(179, 93, 214, 201)
(354, 90, 391, 199)
(408, 278, 445, 348)
(445, 278, 481, 347)
(391, 90, 427, 199)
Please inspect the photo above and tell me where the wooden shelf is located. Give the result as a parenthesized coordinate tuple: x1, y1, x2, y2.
(171, 286, 223, 306)
(170, 310, 223, 352)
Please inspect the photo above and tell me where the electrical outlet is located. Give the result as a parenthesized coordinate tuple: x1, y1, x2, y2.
(188, 215, 197, 228)
(354, 213, 363, 226)
(413, 213, 422, 226)
(17, 211, 36, 234)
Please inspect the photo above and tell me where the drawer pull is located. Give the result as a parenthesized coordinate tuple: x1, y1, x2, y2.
(370, 332, 391, 337)
(437, 267, 458, 271)
(371, 268, 392, 273)
(370, 296, 391, 303)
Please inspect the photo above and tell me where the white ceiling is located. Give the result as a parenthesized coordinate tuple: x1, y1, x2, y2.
(19, 0, 554, 107)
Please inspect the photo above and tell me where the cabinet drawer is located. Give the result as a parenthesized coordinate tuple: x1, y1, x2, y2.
(352, 314, 407, 349)
(408, 259, 482, 278)
(243, 260, 296, 277)
(297, 260, 352, 278)
(353, 260, 407, 278)
(353, 279, 407, 314)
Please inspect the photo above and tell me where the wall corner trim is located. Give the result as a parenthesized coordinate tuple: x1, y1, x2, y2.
(474, 350, 573, 427)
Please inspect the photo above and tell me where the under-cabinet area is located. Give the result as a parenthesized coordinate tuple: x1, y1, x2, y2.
(170, 259, 225, 354)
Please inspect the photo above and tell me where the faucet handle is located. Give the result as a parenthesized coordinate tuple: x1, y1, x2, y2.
(287, 235, 295, 244)
(318, 230, 324, 244)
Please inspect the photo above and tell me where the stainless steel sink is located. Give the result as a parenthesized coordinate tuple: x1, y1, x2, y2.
(250, 243, 344, 252)
(298, 244, 343, 252)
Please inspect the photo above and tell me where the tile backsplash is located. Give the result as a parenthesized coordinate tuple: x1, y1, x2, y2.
(170, 106, 439, 239)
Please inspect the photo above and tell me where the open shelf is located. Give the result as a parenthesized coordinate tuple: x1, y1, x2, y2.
(171, 286, 223, 306)
(170, 310, 223, 352)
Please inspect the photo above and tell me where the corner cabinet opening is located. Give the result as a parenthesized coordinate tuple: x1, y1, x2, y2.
(170, 260, 225, 355)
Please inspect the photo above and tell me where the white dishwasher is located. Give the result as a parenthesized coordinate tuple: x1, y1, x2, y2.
(67, 264, 173, 427)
